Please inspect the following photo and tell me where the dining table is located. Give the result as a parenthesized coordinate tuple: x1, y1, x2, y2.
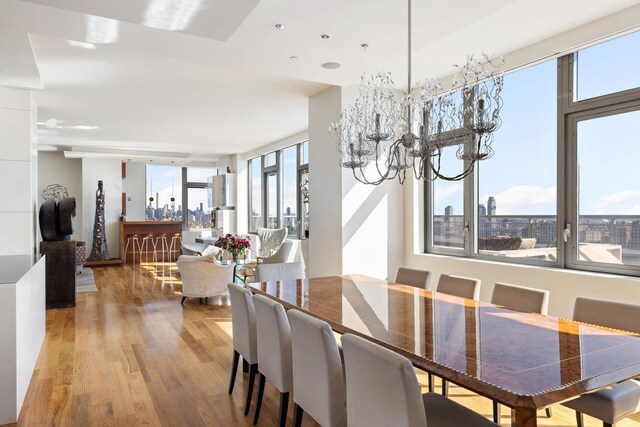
(247, 274, 640, 427)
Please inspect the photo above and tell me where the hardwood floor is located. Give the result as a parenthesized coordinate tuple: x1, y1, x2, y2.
(12, 263, 640, 426)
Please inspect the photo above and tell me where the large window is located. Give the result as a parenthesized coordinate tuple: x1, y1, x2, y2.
(425, 30, 640, 276)
(145, 165, 218, 229)
(248, 140, 309, 238)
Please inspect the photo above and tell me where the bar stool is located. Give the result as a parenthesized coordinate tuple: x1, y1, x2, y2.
(169, 232, 182, 262)
(139, 233, 157, 263)
(155, 233, 169, 264)
(124, 234, 141, 264)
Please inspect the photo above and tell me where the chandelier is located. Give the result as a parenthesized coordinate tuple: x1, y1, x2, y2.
(329, 0, 504, 184)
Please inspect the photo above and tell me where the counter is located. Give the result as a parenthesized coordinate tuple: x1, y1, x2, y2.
(0, 256, 45, 424)
(120, 221, 183, 263)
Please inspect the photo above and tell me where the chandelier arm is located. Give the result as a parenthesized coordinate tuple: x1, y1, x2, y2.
(430, 159, 476, 182)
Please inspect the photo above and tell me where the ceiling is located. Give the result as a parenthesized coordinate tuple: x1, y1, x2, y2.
(2, 0, 640, 161)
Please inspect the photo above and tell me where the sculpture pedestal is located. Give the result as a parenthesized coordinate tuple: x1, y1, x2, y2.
(40, 241, 76, 308)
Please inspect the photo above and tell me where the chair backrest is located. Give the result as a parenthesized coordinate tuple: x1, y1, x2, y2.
(573, 297, 640, 334)
(287, 309, 346, 427)
(177, 260, 234, 298)
(254, 294, 293, 393)
(257, 227, 287, 258)
(255, 262, 304, 282)
(227, 283, 258, 364)
(437, 274, 481, 300)
(342, 334, 426, 427)
(262, 240, 294, 263)
(491, 282, 550, 315)
(395, 267, 430, 289)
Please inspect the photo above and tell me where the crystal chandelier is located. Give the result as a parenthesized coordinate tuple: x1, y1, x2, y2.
(329, 0, 504, 184)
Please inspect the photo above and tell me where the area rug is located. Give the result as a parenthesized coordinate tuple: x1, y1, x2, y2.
(76, 267, 97, 293)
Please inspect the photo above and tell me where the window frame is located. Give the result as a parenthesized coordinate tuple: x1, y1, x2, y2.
(424, 41, 640, 277)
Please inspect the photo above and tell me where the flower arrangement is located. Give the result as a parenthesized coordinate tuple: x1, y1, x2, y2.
(214, 234, 251, 261)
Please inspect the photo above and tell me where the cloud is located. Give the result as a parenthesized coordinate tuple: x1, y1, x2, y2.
(482, 185, 556, 215)
(592, 191, 640, 214)
(434, 183, 462, 205)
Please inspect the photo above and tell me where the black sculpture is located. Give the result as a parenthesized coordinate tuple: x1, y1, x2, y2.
(39, 197, 76, 241)
(88, 180, 111, 261)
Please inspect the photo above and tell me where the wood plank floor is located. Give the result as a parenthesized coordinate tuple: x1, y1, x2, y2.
(12, 262, 640, 426)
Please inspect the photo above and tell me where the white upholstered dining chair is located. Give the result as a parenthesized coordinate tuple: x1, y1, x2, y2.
(255, 262, 304, 282)
(341, 333, 496, 427)
(562, 297, 640, 427)
(287, 309, 346, 427)
(227, 283, 259, 417)
(395, 267, 430, 289)
(252, 295, 293, 427)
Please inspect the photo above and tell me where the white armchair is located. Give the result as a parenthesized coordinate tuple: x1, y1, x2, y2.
(177, 256, 235, 304)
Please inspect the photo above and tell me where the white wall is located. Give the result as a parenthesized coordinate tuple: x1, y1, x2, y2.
(0, 87, 35, 258)
(37, 152, 83, 240)
(82, 158, 123, 258)
(123, 162, 145, 221)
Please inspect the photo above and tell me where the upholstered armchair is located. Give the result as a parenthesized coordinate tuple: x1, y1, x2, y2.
(177, 255, 235, 304)
(256, 227, 287, 258)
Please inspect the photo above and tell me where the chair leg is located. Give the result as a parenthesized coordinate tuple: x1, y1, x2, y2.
(228, 350, 240, 394)
(293, 403, 304, 427)
(576, 411, 584, 427)
(442, 379, 448, 397)
(278, 392, 289, 427)
(493, 400, 500, 423)
(428, 373, 434, 393)
(545, 407, 552, 418)
(252, 373, 266, 425)
(244, 364, 258, 416)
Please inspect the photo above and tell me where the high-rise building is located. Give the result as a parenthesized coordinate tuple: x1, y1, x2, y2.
(478, 204, 486, 216)
(445, 205, 453, 216)
(488, 197, 496, 216)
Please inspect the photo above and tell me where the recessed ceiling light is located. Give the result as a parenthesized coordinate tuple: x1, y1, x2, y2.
(290, 56, 298, 61)
(321, 34, 330, 40)
(275, 24, 285, 30)
(322, 62, 341, 69)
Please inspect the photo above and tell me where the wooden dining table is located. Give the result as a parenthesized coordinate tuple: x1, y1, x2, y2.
(248, 274, 640, 427)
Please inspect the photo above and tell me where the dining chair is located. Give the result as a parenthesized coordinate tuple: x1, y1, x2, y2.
(255, 262, 304, 282)
(395, 267, 430, 289)
(490, 282, 551, 423)
(252, 294, 293, 427)
(436, 274, 481, 300)
(341, 333, 496, 427)
(433, 273, 481, 396)
(287, 309, 347, 427)
(562, 297, 640, 427)
(227, 283, 259, 416)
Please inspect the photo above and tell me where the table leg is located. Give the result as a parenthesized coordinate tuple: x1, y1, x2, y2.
(511, 407, 537, 427)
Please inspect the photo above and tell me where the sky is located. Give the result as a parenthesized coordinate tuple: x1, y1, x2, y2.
(434, 30, 640, 217)
(146, 165, 217, 211)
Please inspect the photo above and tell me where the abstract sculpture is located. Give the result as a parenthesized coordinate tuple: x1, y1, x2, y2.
(39, 197, 76, 241)
(88, 180, 111, 261)
(42, 184, 69, 201)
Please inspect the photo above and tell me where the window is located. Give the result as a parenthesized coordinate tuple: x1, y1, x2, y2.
(248, 140, 309, 238)
(145, 165, 182, 221)
(145, 165, 218, 229)
(424, 30, 640, 276)
(476, 60, 557, 262)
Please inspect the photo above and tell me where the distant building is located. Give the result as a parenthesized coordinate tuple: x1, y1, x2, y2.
(487, 197, 496, 216)
(478, 204, 486, 216)
(445, 205, 453, 216)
